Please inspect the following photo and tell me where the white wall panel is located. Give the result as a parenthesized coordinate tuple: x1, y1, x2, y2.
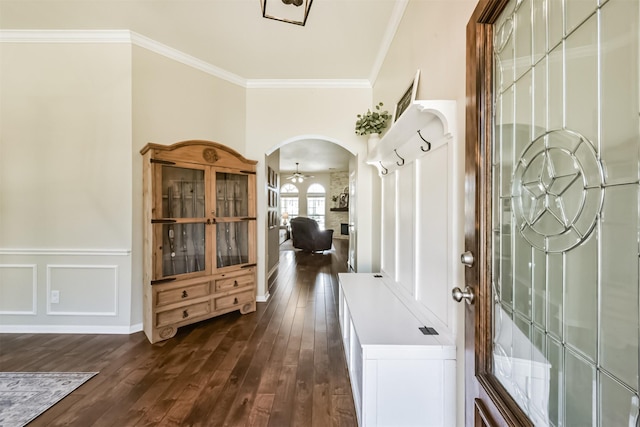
(381, 172, 397, 278)
(0, 264, 37, 314)
(396, 163, 415, 295)
(46, 264, 118, 316)
(416, 145, 450, 330)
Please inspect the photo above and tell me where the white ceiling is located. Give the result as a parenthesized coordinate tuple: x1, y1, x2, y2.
(1, 0, 404, 171)
(0, 0, 405, 81)
(279, 138, 351, 173)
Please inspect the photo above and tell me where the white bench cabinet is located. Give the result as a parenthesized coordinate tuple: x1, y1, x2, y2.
(338, 273, 457, 427)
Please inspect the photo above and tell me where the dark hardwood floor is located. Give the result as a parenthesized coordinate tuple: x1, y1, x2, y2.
(0, 239, 357, 427)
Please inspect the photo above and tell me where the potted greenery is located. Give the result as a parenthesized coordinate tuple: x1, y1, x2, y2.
(354, 102, 392, 136)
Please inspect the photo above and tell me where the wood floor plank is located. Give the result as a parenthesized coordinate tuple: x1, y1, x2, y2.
(50, 326, 209, 426)
(312, 284, 331, 427)
(291, 348, 314, 427)
(266, 364, 298, 427)
(97, 323, 232, 427)
(256, 279, 299, 393)
(282, 306, 305, 366)
(0, 239, 357, 427)
(248, 393, 275, 427)
(221, 272, 296, 426)
(299, 298, 316, 352)
(325, 274, 352, 396)
(332, 393, 359, 427)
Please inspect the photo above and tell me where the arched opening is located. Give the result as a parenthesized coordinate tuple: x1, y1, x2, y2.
(263, 136, 357, 294)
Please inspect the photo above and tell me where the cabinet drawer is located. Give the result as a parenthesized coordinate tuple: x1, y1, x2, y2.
(214, 273, 254, 292)
(156, 301, 210, 327)
(156, 282, 210, 307)
(215, 290, 254, 310)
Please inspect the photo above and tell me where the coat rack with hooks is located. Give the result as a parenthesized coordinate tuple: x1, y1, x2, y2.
(366, 100, 456, 176)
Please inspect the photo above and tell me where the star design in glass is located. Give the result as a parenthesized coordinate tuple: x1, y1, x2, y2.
(520, 149, 581, 230)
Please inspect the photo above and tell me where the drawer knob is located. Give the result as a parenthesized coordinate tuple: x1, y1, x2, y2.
(182, 290, 188, 298)
(233, 280, 238, 287)
(233, 297, 238, 305)
(183, 310, 189, 318)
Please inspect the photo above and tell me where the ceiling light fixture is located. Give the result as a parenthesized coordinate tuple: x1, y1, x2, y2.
(286, 162, 312, 183)
(261, 0, 313, 26)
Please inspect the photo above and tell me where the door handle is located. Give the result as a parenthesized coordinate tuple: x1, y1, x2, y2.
(452, 286, 475, 305)
(460, 251, 474, 267)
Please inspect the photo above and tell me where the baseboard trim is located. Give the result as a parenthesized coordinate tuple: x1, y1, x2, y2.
(0, 324, 143, 335)
(0, 248, 131, 256)
(256, 292, 270, 303)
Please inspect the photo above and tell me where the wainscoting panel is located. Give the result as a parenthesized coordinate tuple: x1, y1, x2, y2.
(0, 264, 37, 315)
(0, 249, 132, 333)
(46, 264, 118, 316)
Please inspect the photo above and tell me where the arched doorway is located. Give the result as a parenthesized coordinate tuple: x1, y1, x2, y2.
(264, 136, 356, 294)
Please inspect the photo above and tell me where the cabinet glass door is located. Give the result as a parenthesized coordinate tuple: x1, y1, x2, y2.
(214, 171, 253, 269)
(215, 172, 248, 217)
(155, 165, 207, 278)
(215, 221, 250, 268)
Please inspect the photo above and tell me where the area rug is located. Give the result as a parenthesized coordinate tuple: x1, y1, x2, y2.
(279, 239, 294, 251)
(0, 372, 97, 427)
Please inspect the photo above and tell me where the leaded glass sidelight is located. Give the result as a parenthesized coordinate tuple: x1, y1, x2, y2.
(491, 0, 640, 425)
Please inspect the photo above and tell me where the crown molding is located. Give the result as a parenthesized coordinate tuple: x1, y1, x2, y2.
(246, 79, 371, 89)
(0, 29, 374, 89)
(0, 29, 132, 43)
(129, 31, 247, 87)
(0, 29, 248, 87)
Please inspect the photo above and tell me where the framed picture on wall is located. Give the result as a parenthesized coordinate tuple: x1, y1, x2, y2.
(339, 192, 349, 208)
(267, 167, 273, 188)
(393, 69, 420, 123)
(268, 189, 276, 207)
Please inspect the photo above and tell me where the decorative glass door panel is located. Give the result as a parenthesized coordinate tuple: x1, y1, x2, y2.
(492, 0, 639, 425)
(215, 221, 249, 268)
(215, 172, 248, 218)
(158, 223, 206, 277)
(161, 166, 206, 219)
(154, 164, 207, 279)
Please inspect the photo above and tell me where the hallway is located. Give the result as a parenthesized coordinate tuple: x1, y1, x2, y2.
(0, 240, 357, 426)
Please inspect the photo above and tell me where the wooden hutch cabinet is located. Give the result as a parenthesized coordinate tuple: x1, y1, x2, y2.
(140, 140, 257, 343)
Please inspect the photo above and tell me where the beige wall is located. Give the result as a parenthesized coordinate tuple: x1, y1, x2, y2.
(0, 42, 134, 329)
(131, 46, 247, 151)
(246, 87, 377, 299)
(130, 46, 247, 325)
(1, 43, 133, 248)
(265, 150, 280, 281)
(0, 41, 248, 330)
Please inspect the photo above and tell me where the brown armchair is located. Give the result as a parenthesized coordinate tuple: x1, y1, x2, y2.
(290, 217, 334, 252)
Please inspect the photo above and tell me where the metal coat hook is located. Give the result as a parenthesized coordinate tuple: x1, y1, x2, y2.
(394, 149, 405, 166)
(379, 161, 388, 175)
(417, 130, 432, 152)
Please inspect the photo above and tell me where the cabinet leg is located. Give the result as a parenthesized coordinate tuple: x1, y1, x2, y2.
(156, 326, 177, 342)
(240, 301, 256, 314)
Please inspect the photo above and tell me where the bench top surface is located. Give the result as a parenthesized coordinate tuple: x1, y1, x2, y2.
(338, 273, 455, 354)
